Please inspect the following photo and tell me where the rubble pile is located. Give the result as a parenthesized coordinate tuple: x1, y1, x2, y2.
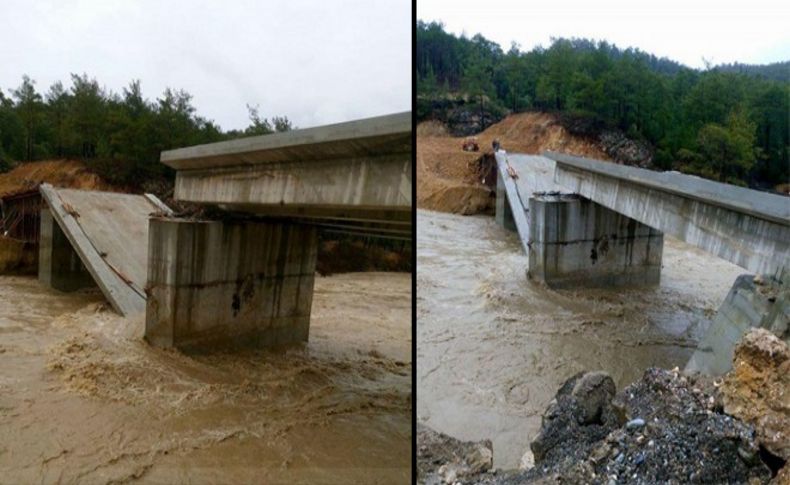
(523, 368, 771, 484)
(417, 424, 493, 485)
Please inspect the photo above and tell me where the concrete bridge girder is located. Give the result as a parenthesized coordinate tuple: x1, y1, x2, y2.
(173, 153, 411, 211)
(547, 152, 790, 278)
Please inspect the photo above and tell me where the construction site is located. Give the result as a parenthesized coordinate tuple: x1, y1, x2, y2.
(416, 113, 789, 483)
(0, 113, 413, 483)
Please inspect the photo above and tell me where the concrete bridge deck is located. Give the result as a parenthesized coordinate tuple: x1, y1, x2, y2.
(161, 111, 412, 238)
(38, 185, 171, 316)
(546, 152, 790, 277)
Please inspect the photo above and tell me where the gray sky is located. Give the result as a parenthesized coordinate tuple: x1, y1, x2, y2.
(418, 0, 790, 69)
(0, 0, 411, 131)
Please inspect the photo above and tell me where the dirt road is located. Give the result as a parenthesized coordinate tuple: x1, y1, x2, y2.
(416, 209, 745, 469)
(0, 273, 411, 483)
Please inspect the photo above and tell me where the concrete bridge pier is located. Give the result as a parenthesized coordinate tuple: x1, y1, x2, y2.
(145, 217, 318, 350)
(527, 193, 664, 288)
(38, 207, 95, 291)
(686, 270, 790, 375)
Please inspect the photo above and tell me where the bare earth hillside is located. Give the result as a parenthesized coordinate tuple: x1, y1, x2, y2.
(0, 159, 114, 197)
(417, 112, 610, 215)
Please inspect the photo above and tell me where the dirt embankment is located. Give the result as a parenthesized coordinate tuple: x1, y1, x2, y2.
(0, 160, 118, 274)
(417, 113, 611, 215)
(0, 159, 114, 197)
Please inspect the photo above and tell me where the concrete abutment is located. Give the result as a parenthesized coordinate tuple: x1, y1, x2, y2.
(145, 217, 318, 350)
(686, 270, 790, 375)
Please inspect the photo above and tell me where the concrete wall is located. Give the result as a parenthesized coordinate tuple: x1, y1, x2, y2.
(145, 217, 318, 350)
(527, 194, 664, 288)
(686, 271, 790, 375)
(38, 208, 95, 291)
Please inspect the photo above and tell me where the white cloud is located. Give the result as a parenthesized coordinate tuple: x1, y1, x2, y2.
(0, 0, 411, 130)
(418, 0, 789, 69)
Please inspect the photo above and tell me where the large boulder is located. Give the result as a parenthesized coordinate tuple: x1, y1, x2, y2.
(571, 371, 617, 425)
(530, 372, 619, 467)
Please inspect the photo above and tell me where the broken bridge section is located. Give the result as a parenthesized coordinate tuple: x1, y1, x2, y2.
(538, 152, 790, 372)
(38, 184, 171, 316)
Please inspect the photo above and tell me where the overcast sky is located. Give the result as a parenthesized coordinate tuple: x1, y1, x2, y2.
(418, 0, 789, 69)
(0, 0, 411, 131)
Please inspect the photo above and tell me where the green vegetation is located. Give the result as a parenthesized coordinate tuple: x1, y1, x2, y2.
(417, 21, 789, 189)
(0, 74, 292, 188)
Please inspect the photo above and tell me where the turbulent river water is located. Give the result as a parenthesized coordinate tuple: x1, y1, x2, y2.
(0, 272, 411, 483)
(416, 209, 745, 469)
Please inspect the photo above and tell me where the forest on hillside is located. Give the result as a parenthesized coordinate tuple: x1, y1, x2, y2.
(416, 21, 789, 190)
(0, 74, 292, 189)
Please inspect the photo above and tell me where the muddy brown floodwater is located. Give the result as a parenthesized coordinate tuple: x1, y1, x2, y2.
(416, 209, 746, 469)
(0, 272, 411, 484)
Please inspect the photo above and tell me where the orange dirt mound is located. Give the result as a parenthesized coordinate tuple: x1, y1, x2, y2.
(721, 328, 790, 462)
(417, 112, 610, 215)
(0, 159, 113, 197)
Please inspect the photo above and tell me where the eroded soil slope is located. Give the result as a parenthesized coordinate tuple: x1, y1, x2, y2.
(417, 113, 610, 214)
(0, 159, 113, 196)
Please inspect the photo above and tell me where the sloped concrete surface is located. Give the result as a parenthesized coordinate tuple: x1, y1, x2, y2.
(39, 184, 169, 316)
(494, 152, 570, 253)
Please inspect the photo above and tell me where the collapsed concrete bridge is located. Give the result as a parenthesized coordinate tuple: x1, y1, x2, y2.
(146, 111, 412, 349)
(494, 150, 789, 373)
(548, 152, 789, 278)
(495, 151, 789, 287)
(38, 184, 172, 316)
(34, 112, 411, 350)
